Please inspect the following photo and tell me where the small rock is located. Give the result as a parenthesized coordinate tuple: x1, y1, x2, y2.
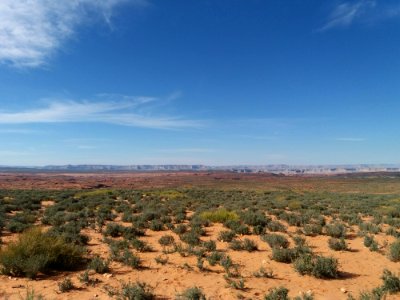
(94, 294, 98, 298)
(340, 288, 347, 293)
(103, 273, 113, 279)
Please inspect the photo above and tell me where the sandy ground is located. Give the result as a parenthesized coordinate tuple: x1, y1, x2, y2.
(0, 171, 400, 193)
(1, 220, 400, 300)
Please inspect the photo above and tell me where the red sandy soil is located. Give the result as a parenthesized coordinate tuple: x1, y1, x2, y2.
(0, 171, 399, 194)
(1, 220, 399, 299)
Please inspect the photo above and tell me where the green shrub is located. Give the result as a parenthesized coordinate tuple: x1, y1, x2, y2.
(200, 209, 239, 223)
(271, 248, 296, 263)
(176, 286, 206, 300)
(158, 235, 175, 247)
(293, 253, 314, 275)
(292, 235, 306, 247)
(312, 255, 339, 278)
(218, 230, 236, 242)
(328, 238, 347, 251)
(120, 281, 155, 300)
(364, 235, 375, 247)
(88, 256, 110, 274)
(173, 224, 188, 235)
(20, 287, 45, 300)
(388, 240, 400, 262)
(294, 254, 339, 278)
(303, 224, 322, 236)
(202, 240, 216, 252)
(180, 231, 201, 246)
(207, 251, 224, 266)
(150, 220, 164, 231)
(358, 287, 386, 300)
(228, 238, 257, 252)
(118, 249, 141, 269)
(325, 223, 346, 238)
(264, 286, 289, 300)
(104, 223, 125, 237)
(58, 277, 74, 293)
(262, 234, 289, 249)
(381, 269, 400, 294)
(131, 238, 153, 252)
(0, 227, 85, 278)
(267, 221, 286, 232)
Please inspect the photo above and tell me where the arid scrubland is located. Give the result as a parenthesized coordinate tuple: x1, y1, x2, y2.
(1, 173, 400, 299)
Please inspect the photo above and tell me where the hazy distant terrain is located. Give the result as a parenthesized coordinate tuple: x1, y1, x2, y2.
(1, 164, 400, 174)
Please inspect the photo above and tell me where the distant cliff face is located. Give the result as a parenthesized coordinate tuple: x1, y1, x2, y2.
(0, 164, 399, 174)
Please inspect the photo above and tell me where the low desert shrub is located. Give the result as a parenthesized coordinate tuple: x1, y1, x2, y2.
(294, 254, 339, 279)
(267, 221, 286, 232)
(271, 248, 296, 263)
(264, 286, 289, 300)
(218, 230, 236, 242)
(158, 235, 175, 247)
(207, 251, 224, 266)
(202, 240, 216, 252)
(180, 231, 201, 246)
(325, 223, 346, 238)
(119, 281, 155, 300)
(328, 238, 348, 251)
(381, 269, 400, 294)
(88, 256, 110, 274)
(0, 227, 85, 278)
(388, 240, 400, 262)
(303, 224, 322, 236)
(200, 209, 239, 223)
(229, 238, 257, 252)
(262, 234, 289, 249)
(176, 286, 206, 300)
(58, 277, 74, 293)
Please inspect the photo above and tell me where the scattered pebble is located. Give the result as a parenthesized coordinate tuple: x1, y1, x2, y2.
(340, 287, 347, 293)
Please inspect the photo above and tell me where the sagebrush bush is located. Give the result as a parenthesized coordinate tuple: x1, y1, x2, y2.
(262, 234, 289, 249)
(267, 221, 286, 232)
(325, 223, 346, 238)
(120, 281, 155, 300)
(88, 256, 110, 274)
(264, 286, 289, 300)
(199, 209, 239, 223)
(294, 254, 339, 278)
(0, 227, 85, 278)
(176, 286, 206, 300)
(328, 238, 347, 251)
(58, 277, 74, 293)
(388, 240, 400, 262)
(158, 235, 175, 246)
(271, 248, 296, 263)
(381, 269, 400, 294)
(303, 224, 322, 236)
(218, 230, 236, 242)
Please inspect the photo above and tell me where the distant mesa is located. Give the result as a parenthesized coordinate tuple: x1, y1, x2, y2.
(0, 164, 399, 175)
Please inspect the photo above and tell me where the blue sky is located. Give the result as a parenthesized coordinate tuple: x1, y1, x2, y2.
(0, 0, 399, 166)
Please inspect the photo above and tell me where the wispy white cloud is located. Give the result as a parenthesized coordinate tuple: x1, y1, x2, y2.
(0, 96, 203, 129)
(0, 0, 146, 68)
(335, 137, 366, 142)
(319, 0, 376, 31)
